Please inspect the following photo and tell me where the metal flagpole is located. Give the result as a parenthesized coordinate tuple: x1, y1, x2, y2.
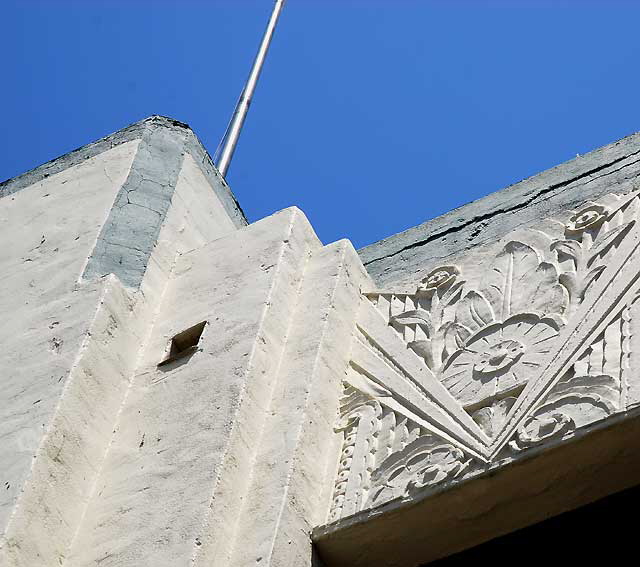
(215, 0, 287, 179)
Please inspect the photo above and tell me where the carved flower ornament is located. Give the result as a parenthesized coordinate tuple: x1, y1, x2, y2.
(515, 412, 574, 449)
(331, 192, 640, 522)
(417, 265, 459, 294)
(384, 197, 635, 424)
(440, 313, 561, 408)
(511, 373, 620, 450)
(366, 439, 466, 507)
(566, 204, 608, 234)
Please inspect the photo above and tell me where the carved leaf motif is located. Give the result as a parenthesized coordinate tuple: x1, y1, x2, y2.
(560, 265, 606, 304)
(485, 241, 545, 319)
(584, 264, 608, 289)
(434, 279, 465, 310)
(442, 321, 471, 359)
(390, 309, 433, 331)
(588, 221, 635, 265)
(406, 445, 465, 490)
(482, 241, 566, 321)
(548, 374, 619, 408)
(557, 272, 577, 302)
(384, 275, 468, 372)
(472, 397, 517, 438)
(512, 373, 620, 450)
(455, 291, 494, 333)
(552, 220, 634, 314)
(529, 262, 566, 316)
(551, 239, 583, 260)
(366, 437, 466, 508)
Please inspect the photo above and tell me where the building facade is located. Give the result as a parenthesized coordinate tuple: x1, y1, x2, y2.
(2, 116, 640, 566)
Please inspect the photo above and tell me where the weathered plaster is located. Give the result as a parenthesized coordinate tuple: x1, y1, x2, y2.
(225, 241, 371, 566)
(0, 118, 247, 567)
(4, 117, 640, 567)
(360, 131, 640, 290)
(0, 141, 139, 535)
(317, 183, 640, 565)
(1, 276, 143, 566)
(80, 116, 246, 287)
(0, 116, 245, 230)
(66, 208, 324, 566)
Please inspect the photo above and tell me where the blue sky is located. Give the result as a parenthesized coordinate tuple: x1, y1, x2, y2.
(2, 0, 640, 248)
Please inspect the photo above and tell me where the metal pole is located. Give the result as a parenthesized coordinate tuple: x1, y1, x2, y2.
(215, 0, 286, 178)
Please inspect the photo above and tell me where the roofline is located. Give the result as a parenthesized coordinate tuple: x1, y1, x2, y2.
(0, 115, 248, 227)
(359, 129, 640, 274)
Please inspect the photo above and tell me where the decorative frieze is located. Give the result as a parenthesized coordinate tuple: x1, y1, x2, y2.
(329, 189, 640, 522)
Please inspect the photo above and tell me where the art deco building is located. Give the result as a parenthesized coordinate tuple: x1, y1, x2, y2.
(2, 116, 640, 566)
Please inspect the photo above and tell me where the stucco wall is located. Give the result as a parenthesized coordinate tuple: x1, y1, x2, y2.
(0, 117, 245, 566)
(0, 140, 139, 532)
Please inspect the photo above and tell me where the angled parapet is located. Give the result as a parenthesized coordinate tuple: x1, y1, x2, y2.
(6, 115, 640, 567)
(1, 116, 373, 567)
(0, 116, 245, 565)
(360, 129, 640, 290)
(316, 186, 640, 566)
(61, 207, 373, 567)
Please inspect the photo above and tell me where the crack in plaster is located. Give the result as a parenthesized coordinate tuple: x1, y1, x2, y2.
(363, 149, 640, 266)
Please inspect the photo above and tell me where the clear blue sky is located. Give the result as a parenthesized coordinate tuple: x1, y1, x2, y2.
(2, 0, 640, 249)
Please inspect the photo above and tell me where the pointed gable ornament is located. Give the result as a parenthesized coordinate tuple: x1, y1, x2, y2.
(328, 188, 640, 520)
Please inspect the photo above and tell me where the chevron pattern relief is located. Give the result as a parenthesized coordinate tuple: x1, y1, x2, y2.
(329, 189, 640, 522)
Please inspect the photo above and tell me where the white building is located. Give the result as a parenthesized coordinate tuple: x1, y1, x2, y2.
(2, 115, 640, 566)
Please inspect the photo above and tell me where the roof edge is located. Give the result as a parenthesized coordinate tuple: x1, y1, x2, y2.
(359, 129, 640, 267)
(0, 115, 247, 226)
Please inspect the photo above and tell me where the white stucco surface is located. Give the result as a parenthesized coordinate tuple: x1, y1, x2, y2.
(0, 137, 243, 566)
(5, 119, 640, 567)
(68, 208, 320, 566)
(0, 140, 139, 535)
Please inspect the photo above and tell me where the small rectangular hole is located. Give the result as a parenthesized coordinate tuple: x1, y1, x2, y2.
(158, 321, 207, 367)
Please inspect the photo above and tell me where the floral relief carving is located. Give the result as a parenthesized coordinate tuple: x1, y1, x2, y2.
(515, 412, 575, 449)
(417, 265, 459, 295)
(327, 384, 381, 522)
(391, 240, 567, 410)
(386, 193, 637, 412)
(553, 212, 634, 316)
(565, 203, 608, 234)
(328, 378, 469, 520)
(329, 190, 640, 523)
(441, 313, 561, 409)
(511, 373, 620, 450)
(389, 273, 465, 372)
(366, 437, 467, 508)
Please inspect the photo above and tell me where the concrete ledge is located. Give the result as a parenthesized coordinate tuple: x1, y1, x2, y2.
(313, 407, 640, 566)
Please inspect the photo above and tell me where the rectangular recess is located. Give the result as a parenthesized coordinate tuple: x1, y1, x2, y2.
(158, 321, 207, 367)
